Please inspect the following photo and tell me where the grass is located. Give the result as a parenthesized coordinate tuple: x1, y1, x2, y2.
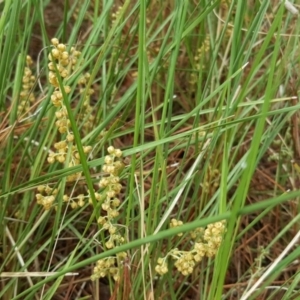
(1, 0, 300, 299)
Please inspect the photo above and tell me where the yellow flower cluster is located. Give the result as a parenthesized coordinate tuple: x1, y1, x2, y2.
(173, 250, 195, 276)
(18, 55, 36, 116)
(36, 38, 94, 210)
(47, 38, 92, 182)
(48, 38, 81, 87)
(48, 141, 92, 166)
(35, 185, 58, 210)
(170, 218, 184, 236)
(92, 146, 127, 281)
(91, 252, 127, 281)
(155, 220, 226, 276)
(48, 38, 78, 133)
(77, 72, 95, 132)
(97, 146, 124, 249)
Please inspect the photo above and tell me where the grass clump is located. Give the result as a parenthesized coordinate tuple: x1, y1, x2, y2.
(1, 1, 300, 300)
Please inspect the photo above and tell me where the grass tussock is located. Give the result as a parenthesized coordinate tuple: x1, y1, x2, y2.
(1, 1, 300, 299)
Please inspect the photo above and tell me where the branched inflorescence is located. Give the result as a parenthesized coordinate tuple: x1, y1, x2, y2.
(91, 251, 127, 281)
(18, 55, 36, 117)
(34, 41, 127, 281)
(48, 38, 92, 181)
(36, 38, 93, 210)
(77, 72, 95, 133)
(35, 185, 58, 211)
(155, 219, 226, 276)
(91, 146, 127, 281)
(46, 38, 93, 182)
